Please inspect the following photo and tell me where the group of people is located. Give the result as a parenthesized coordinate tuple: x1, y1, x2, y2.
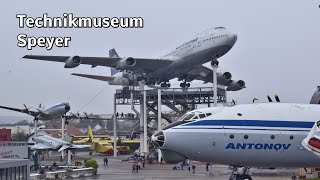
(172, 160, 197, 174)
(116, 112, 137, 119)
(131, 155, 146, 173)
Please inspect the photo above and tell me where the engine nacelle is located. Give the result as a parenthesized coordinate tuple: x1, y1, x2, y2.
(160, 149, 187, 163)
(226, 80, 246, 91)
(108, 77, 130, 86)
(217, 72, 232, 86)
(116, 57, 136, 70)
(64, 56, 82, 68)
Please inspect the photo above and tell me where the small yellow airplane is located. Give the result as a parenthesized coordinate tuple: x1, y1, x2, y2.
(72, 126, 140, 155)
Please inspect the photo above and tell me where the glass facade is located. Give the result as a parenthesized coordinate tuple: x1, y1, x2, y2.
(0, 165, 28, 180)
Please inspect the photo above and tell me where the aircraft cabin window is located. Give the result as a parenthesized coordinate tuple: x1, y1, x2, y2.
(199, 114, 206, 118)
(290, 135, 294, 140)
(229, 134, 234, 139)
(237, 113, 242, 116)
(244, 135, 248, 139)
(271, 135, 275, 139)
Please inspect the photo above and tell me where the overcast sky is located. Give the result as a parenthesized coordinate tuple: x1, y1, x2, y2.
(0, 0, 319, 117)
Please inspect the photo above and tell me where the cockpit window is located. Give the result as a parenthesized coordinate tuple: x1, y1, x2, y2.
(215, 27, 225, 29)
(199, 114, 206, 118)
(206, 113, 212, 116)
(193, 116, 199, 119)
(183, 113, 195, 121)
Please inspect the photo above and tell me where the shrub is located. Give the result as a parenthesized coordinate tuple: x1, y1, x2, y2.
(84, 160, 99, 169)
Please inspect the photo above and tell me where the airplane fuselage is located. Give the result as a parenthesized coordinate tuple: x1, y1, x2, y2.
(37, 102, 70, 120)
(149, 27, 237, 82)
(153, 103, 320, 167)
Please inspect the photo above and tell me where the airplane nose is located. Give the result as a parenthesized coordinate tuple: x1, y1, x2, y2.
(65, 104, 70, 111)
(233, 34, 237, 41)
(151, 130, 165, 148)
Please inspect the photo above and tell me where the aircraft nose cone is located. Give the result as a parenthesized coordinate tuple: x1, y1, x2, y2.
(151, 130, 165, 148)
(65, 104, 70, 111)
(233, 34, 237, 41)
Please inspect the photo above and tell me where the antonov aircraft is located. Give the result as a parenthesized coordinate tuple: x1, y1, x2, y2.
(152, 99, 320, 179)
(23, 27, 245, 91)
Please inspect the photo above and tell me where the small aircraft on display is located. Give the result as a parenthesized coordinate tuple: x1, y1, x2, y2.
(72, 126, 140, 155)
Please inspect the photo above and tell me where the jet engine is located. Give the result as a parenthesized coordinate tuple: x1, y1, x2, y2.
(226, 80, 246, 91)
(64, 56, 82, 68)
(217, 72, 232, 86)
(116, 57, 136, 70)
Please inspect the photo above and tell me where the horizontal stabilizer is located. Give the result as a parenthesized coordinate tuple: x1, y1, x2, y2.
(71, 73, 115, 82)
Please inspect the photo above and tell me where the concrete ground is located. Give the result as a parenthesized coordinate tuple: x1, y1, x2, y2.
(34, 152, 299, 180)
(83, 152, 299, 180)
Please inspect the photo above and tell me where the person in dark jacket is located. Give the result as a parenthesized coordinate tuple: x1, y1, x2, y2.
(192, 165, 196, 173)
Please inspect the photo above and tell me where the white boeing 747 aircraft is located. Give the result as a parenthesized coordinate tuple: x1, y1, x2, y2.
(151, 91, 320, 180)
(23, 27, 245, 91)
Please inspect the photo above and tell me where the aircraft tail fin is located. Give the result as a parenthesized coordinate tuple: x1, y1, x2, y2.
(310, 86, 320, 104)
(109, 48, 120, 76)
(88, 126, 94, 143)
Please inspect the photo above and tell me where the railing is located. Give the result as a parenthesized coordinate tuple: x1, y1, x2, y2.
(0, 141, 28, 146)
(115, 86, 226, 104)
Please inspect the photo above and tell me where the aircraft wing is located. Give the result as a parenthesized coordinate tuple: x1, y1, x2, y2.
(302, 120, 320, 157)
(71, 73, 115, 82)
(23, 55, 173, 72)
(184, 65, 246, 91)
(185, 65, 215, 83)
(0, 105, 39, 117)
(31, 143, 52, 150)
(58, 144, 90, 152)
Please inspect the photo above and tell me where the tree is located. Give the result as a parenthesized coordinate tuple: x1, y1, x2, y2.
(11, 131, 28, 141)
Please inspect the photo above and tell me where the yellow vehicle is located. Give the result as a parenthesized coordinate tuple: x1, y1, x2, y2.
(72, 126, 140, 155)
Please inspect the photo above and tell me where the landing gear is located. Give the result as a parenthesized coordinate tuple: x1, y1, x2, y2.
(179, 82, 190, 88)
(160, 82, 170, 88)
(211, 58, 219, 66)
(229, 166, 252, 180)
(179, 76, 190, 88)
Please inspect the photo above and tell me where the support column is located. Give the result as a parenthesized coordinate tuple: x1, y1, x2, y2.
(113, 94, 117, 157)
(211, 60, 219, 107)
(34, 119, 38, 137)
(138, 81, 145, 155)
(67, 150, 71, 165)
(157, 89, 162, 162)
(143, 88, 148, 155)
(61, 117, 65, 158)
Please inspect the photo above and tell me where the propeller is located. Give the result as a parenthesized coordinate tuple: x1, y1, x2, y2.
(23, 104, 33, 115)
(274, 94, 280, 102)
(267, 95, 273, 102)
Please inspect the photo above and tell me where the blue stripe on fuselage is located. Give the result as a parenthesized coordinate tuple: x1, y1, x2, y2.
(182, 120, 314, 129)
